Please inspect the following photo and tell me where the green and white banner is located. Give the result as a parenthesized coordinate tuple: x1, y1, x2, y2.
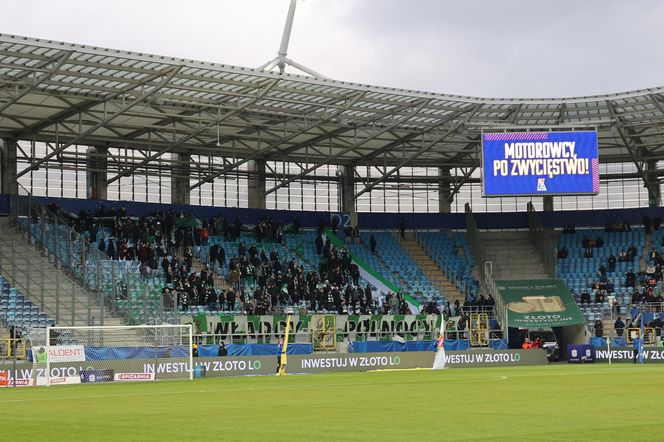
(495, 279, 586, 328)
(335, 314, 440, 341)
(323, 228, 422, 313)
(181, 314, 440, 343)
(186, 314, 312, 344)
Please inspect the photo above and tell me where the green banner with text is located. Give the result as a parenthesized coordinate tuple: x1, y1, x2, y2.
(495, 279, 586, 328)
(182, 314, 439, 343)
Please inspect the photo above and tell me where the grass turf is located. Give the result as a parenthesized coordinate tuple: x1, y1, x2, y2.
(1, 364, 662, 441)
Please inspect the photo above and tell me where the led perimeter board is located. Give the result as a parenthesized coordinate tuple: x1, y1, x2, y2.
(482, 131, 599, 197)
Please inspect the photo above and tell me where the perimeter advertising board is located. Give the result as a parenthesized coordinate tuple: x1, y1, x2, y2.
(595, 347, 664, 363)
(0, 349, 547, 383)
(482, 131, 599, 196)
(31, 345, 85, 363)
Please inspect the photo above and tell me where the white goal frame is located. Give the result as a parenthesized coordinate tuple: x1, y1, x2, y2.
(44, 324, 193, 386)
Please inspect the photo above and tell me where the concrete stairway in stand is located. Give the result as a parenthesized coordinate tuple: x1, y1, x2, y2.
(480, 231, 548, 281)
(400, 238, 465, 304)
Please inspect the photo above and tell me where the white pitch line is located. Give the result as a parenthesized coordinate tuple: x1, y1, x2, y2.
(0, 376, 507, 404)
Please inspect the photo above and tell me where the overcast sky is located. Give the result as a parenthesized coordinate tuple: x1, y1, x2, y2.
(3, 0, 664, 98)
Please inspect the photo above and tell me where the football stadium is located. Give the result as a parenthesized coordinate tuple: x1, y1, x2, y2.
(1, 1, 664, 440)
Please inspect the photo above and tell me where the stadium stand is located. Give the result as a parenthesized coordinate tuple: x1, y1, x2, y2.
(0, 275, 53, 337)
(11, 193, 664, 357)
(557, 225, 648, 333)
(18, 205, 433, 320)
(13, 192, 664, 354)
(18, 203, 502, 352)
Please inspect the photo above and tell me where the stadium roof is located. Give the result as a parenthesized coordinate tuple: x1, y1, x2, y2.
(0, 33, 662, 195)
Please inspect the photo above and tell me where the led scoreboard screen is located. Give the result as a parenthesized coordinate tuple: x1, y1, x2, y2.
(482, 131, 599, 197)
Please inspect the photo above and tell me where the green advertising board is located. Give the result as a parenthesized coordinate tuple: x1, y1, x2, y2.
(495, 279, 586, 328)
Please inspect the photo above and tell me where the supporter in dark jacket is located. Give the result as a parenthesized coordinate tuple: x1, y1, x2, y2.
(218, 342, 228, 357)
(614, 317, 625, 337)
(594, 320, 604, 337)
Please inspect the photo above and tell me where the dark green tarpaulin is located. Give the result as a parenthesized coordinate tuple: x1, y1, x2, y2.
(495, 279, 586, 328)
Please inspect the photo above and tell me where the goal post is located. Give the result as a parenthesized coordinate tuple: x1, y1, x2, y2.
(39, 324, 193, 386)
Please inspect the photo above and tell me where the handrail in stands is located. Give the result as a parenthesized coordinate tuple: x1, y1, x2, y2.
(464, 203, 504, 334)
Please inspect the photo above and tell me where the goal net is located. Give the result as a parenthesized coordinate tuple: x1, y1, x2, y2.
(33, 325, 192, 386)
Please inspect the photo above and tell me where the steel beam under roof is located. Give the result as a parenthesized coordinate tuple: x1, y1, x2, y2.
(106, 77, 279, 185)
(14, 64, 183, 180)
(0, 33, 663, 183)
(264, 98, 433, 195)
(353, 105, 482, 200)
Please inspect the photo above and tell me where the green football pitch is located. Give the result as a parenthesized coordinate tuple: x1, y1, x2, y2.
(1, 364, 662, 441)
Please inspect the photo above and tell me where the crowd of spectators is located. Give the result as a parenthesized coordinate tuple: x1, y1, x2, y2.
(618, 242, 664, 308)
(580, 227, 664, 337)
(573, 233, 640, 310)
(46, 204, 432, 316)
(557, 221, 664, 339)
(585, 257, 662, 317)
(426, 295, 495, 319)
(610, 315, 664, 339)
(72, 207, 218, 260)
(197, 229, 425, 315)
(31, 203, 496, 322)
(223, 239, 387, 315)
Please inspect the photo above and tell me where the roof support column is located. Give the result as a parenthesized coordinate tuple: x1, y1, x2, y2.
(171, 153, 190, 206)
(438, 167, 451, 214)
(248, 159, 266, 209)
(86, 146, 107, 200)
(543, 196, 554, 212)
(340, 165, 357, 226)
(647, 160, 661, 207)
(1, 138, 18, 195)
